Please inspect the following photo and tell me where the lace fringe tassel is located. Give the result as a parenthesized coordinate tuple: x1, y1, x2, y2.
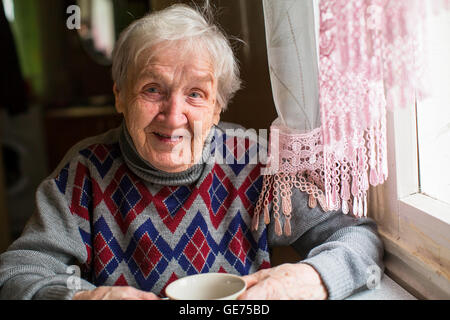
(252, 171, 371, 236)
(252, 174, 272, 231)
(252, 172, 328, 236)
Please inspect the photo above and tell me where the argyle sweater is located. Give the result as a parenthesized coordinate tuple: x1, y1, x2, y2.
(0, 122, 384, 300)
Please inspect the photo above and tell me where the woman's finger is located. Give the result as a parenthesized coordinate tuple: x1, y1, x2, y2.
(121, 286, 161, 300)
(238, 281, 268, 300)
(136, 290, 161, 300)
(240, 273, 259, 289)
(241, 268, 271, 287)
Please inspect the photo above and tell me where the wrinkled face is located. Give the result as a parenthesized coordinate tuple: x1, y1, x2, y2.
(114, 42, 221, 172)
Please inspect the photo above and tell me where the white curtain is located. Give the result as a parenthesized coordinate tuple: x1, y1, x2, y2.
(262, 0, 320, 132)
(253, 0, 450, 237)
(253, 0, 327, 237)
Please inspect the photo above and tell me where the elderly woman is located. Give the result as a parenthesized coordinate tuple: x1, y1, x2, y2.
(0, 4, 383, 300)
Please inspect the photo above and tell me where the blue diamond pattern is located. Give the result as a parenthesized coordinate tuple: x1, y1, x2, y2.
(54, 163, 69, 194)
(163, 186, 191, 217)
(112, 175, 141, 218)
(80, 175, 92, 210)
(209, 175, 229, 214)
(245, 175, 263, 204)
(79, 227, 91, 248)
(228, 142, 259, 175)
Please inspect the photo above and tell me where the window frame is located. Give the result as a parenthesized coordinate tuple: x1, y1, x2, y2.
(371, 102, 450, 299)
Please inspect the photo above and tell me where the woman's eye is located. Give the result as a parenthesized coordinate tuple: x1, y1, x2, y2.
(189, 92, 201, 98)
(147, 87, 159, 94)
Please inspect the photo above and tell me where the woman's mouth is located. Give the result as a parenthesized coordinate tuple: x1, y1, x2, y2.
(153, 131, 184, 143)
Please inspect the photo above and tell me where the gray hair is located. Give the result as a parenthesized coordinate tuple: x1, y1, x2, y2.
(111, 3, 242, 111)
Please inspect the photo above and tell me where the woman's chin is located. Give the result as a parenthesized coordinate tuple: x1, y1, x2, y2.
(147, 154, 193, 173)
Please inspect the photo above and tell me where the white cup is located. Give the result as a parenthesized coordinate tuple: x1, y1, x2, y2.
(165, 273, 247, 300)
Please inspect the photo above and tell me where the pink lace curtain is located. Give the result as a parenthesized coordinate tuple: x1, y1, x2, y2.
(254, 0, 450, 236)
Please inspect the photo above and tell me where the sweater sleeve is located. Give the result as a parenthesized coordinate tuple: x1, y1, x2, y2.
(0, 173, 96, 300)
(268, 188, 384, 300)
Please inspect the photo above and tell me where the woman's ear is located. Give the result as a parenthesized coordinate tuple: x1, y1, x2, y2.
(113, 83, 124, 114)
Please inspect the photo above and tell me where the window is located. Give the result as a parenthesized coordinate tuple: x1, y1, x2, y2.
(416, 9, 450, 206)
(373, 8, 450, 299)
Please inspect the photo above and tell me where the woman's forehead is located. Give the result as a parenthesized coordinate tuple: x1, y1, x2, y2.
(137, 66, 214, 85)
(135, 42, 216, 82)
(140, 41, 213, 69)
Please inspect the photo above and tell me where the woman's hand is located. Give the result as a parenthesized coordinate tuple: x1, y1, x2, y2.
(73, 286, 161, 300)
(238, 263, 328, 300)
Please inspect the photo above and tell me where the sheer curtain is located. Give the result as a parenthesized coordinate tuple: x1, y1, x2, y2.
(253, 0, 450, 236)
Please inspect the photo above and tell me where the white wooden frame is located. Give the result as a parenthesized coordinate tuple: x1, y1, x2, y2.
(370, 103, 450, 299)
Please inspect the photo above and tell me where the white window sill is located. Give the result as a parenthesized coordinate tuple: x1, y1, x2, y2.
(346, 274, 416, 300)
(400, 193, 450, 226)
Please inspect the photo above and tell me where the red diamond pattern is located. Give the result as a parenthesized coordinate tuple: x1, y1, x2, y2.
(258, 260, 271, 270)
(91, 144, 108, 162)
(94, 234, 114, 277)
(183, 227, 210, 272)
(94, 233, 107, 252)
(162, 272, 179, 297)
(218, 266, 227, 273)
(133, 232, 163, 278)
(229, 226, 251, 265)
(98, 249, 113, 268)
(192, 254, 206, 273)
(114, 274, 129, 286)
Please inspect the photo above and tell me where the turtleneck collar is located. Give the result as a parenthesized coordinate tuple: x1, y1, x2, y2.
(118, 122, 217, 186)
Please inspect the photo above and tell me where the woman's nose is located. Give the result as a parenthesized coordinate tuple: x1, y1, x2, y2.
(156, 93, 188, 127)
